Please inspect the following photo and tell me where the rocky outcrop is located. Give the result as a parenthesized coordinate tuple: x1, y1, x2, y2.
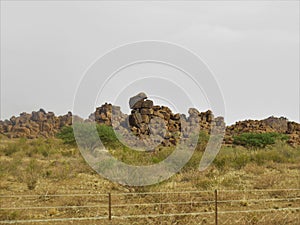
(286, 121, 300, 146)
(88, 103, 127, 127)
(225, 116, 300, 146)
(0, 109, 74, 138)
(0, 93, 299, 147)
(129, 93, 223, 146)
(128, 96, 181, 146)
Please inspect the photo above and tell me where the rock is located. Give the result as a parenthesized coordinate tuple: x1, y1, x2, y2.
(126, 94, 187, 147)
(188, 108, 199, 117)
(131, 100, 144, 109)
(139, 123, 149, 134)
(31, 111, 46, 122)
(140, 108, 153, 115)
(156, 112, 165, 119)
(141, 115, 150, 123)
(129, 112, 143, 127)
(39, 108, 46, 114)
(161, 139, 171, 147)
(205, 110, 213, 123)
(129, 92, 147, 109)
(12, 126, 31, 136)
(152, 106, 161, 111)
(0, 92, 299, 147)
(169, 138, 177, 145)
(171, 113, 180, 120)
(10, 116, 16, 125)
(0, 109, 77, 139)
(141, 100, 153, 109)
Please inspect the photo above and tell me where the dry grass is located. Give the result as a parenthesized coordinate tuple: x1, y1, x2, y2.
(0, 138, 299, 224)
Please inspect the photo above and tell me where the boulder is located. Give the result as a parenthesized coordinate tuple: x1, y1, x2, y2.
(188, 108, 199, 117)
(129, 92, 147, 109)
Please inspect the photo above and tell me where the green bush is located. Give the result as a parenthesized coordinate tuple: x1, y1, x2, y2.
(97, 124, 123, 149)
(233, 132, 288, 149)
(57, 123, 123, 149)
(56, 126, 75, 145)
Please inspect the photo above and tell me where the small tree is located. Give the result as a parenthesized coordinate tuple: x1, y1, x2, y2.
(56, 126, 75, 145)
(233, 132, 288, 149)
(96, 124, 122, 149)
(57, 123, 123, 150)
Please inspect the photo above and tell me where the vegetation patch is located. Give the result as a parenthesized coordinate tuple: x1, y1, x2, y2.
(233, 132, 288, 149)
(57, 124, 124, 150)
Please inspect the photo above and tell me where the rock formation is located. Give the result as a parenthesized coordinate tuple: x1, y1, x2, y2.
(0, 93, 299, 146)
(0, 109, 74, 138)
(87, 93, 225, 147)
(128, 93, 181, 146)
(225, 116, 300, 146)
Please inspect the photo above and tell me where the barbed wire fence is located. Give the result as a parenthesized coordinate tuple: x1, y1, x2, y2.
(0, 189, 299, 224)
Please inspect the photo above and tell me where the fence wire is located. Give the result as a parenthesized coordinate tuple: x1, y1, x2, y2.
(1, 189, 299, 224)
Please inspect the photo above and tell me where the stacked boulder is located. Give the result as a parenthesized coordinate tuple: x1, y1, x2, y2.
(125, 93, 225, 147)
(0, 109, 73, 138)
(185, 108, 225, 136)
(0, 93, 225, 147)
(0, 93, 299, 147)
(286, 121, 300, 146)
(127, 93, 182, 146)
(88, 103, 127, 127)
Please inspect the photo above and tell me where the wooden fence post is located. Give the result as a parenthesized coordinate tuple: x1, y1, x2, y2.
(108, 193, 112, 220)
(215, 189, 218, 225)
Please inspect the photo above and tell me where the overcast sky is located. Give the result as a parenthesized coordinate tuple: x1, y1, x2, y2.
(1, 1, 299, 125)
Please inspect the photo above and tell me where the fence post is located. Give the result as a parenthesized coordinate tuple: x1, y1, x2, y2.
(215, 189, 218, 225)
(108, 193, 112, 220)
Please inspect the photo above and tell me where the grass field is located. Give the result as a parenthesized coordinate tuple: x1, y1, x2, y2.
(0, 135, 299, 224)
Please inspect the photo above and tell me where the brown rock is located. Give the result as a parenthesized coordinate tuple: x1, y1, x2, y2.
(188, 108, 199, 117)
(140, 108, 153, 115)
(141, 115, 150, 123)
(129, 92, 147, 109)
(129, 112, 143, 127)
(131, 100, 143, 109)
(142, 100, 154, 109)
(171, 113, 180, 120)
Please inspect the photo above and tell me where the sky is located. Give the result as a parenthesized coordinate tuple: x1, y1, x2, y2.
(0, 1, 299, 125)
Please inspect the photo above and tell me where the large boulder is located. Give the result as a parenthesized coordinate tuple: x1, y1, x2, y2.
(129, 92, 147, 109)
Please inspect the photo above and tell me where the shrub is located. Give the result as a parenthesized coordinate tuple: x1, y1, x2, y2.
(56, 126, 75, 145)
(25, 159, 40, 190)
(233, 153, 251, 169)
(57, 123, 123, 149)
(233, 132, 288, 149)
(196, 131, 209, 151)
(2, 138, 28, 156)
(7, 138, 60, 158)
(3, 142, 19, 156)
(213, 156, 227, 170)
(97, 124, 123, 149)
